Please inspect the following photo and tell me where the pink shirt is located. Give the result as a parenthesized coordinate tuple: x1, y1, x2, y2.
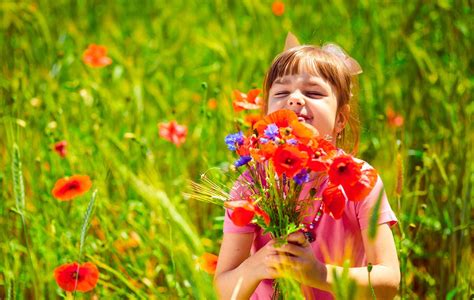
(223, 159, 398, 299)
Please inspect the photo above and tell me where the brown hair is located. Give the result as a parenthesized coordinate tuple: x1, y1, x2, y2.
(262, 45, 360, 154)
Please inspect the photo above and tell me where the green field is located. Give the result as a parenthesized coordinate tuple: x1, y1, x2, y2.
(1, 0, 472, 299)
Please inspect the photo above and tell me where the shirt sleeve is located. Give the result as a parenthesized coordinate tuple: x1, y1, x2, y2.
(222, 172, 258, 234)
(355, 174, 398, 231)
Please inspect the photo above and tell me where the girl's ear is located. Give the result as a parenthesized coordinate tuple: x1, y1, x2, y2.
(335, 104, 350, 133)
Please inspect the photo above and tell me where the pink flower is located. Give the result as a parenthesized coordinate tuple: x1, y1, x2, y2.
(158, 121, 187, 147)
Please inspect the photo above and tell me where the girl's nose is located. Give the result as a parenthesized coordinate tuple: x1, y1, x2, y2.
(287, 92, 305, 106)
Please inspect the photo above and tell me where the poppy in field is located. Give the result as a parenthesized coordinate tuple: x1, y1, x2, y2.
(198, 253, 218, 274)
(322, 184, 346, 219)
(233, 89, 262, 112)
(158, 120, 187, 147)
(272, 144, 309, 178)
(272, 1, 285, 16)
(54, 140, 67, 158)
(52, 175, 92, 201)
(54, 262, 99, 292)
(207, 98, 218, 110)
(82, 44, 112, 68)
(386, 107, 404, 128)
(328, 155, 363, 188)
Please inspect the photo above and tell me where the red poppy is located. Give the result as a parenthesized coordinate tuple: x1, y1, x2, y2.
(224, 199, 270, 227)
(54, 262, 99, 292)
(322, 184, 346, 219)
(386, 107, 404, 128)
(244, 113, 262, 128)
(328, 155, 363, 188)
(342, 168, 378, 202)
(254, 109, 298, 135)
(233, 89, 262, 112)
(54, 140, 67, 158)
(272, 144, 309, 178)
(82, 44, 112, 68)
(288, 120, 317, 143)
(250, 142, 277, 162)
(158, 120, 187, 147)
(52, 175, 92, 201)
(315, 137, 337, 154)
(198, 253, 218, 274)
(272, 1, 285, 16)
(225, 200, 256, 226)
(306, 148, 330, 173)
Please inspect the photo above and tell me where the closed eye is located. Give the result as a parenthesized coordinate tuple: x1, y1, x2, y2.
(274, 92, 289, 97)
(305, 92, 324, 98)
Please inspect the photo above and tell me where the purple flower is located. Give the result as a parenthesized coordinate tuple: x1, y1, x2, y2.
(286, 138, 298, 145)
(225, 132, 244, 151)
(234, 155, 252, 167)
(293, 169, 310, 185)
(260, 137, 269, 144)
(264, 123, 279, 140)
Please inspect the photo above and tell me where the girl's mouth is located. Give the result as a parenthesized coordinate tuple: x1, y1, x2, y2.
(297, 115, 312, 123)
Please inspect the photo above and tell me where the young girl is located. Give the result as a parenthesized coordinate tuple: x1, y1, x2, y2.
(214, 39, 400, 299)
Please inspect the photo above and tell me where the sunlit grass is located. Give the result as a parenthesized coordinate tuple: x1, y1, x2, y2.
(1, 0, 472, 299)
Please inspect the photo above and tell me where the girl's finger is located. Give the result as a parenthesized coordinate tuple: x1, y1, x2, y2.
(266, 253, 302, 268)
(286, 231, 308, 246)
(273, 243, 305, 257)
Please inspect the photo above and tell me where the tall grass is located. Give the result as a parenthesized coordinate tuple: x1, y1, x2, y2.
(1, 0, 472, 298)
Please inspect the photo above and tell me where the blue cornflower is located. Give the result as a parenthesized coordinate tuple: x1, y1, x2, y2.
(260, 137, 269, 144)
(293, 169, 310, 185)
(224, 132, 244, 151)
(264, 123, 279, 140)
(286, 138, 298, 145)
(234, 155, 252, 167)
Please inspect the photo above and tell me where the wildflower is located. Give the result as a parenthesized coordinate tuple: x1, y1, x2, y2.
(54, 262, 99, 292)
(272, 144, 309, 178)
(52, 175, 92, 201)
(198, 253, 218, 274)
(328, 155, 363, 188)
(234, 155, 252, 167)
(386, 107, 404, 128)
(342, 168, 378, 202)
(158, 121, 187, 147)
(264, 123, 279, 140)
(244, 113, 262, 128)
(232, 89, 262, 112)
(322, 184, 346, 219)
(272, 1, 285, 16)
(54, 140, 67, 158)
(224, 199, 269, 227)
(207, 98, 218, 110)
(82, 44, 112, 68)
(254, 109, 298, 135)
(224, 132, 244, 151)
(293, 169, 310, 185)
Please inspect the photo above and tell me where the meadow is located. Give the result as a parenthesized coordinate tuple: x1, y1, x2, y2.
(0, 0, 472, 299)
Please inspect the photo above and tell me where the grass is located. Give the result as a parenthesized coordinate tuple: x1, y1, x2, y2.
(1, 0, 472, 298)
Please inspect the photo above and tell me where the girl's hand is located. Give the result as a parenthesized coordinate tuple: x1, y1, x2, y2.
(243, 239, 281, 281)
(269, 231, 327, 287)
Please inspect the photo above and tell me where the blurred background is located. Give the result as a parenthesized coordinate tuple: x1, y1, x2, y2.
(0, 0, 472, 299)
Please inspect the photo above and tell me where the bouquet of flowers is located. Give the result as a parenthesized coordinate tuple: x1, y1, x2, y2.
(187, 109, 378, 297)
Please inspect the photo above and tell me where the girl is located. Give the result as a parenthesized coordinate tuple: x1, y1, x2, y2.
(214, 38, 400, 299)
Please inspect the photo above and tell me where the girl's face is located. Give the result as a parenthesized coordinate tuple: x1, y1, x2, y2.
(267, 73, 347, 142)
